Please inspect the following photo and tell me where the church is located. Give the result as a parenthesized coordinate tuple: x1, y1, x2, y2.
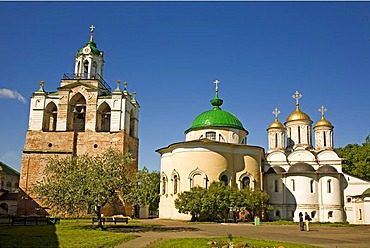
(157, 82, 370, 224)
(17, 26, 139, 216)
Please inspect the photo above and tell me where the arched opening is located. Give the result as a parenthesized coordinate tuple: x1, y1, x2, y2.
(220, 174, 229, 185)
(274, 179, 279, 192)
(173, 175, 178, 194)
(0, 203, 8, 213)
(43, 102, 57, 131)
(291, 179, 295, 191)
(241, 177, 250, 189)
(68, 93, 86, 132)
(83, 60, 89, 78)
(327, 179, 332, 193)
(161, 174, 168, 195)
(96, 102, 111, 132)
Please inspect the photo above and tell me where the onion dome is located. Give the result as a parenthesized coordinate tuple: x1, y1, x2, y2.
(185, 80, 247, 134)
(316, 165, 337, 173)
(77, 25, 101, 55)
(315, 105, 333, 128)
(288, 162, 315, 174)
(268, 108, 284, 129)
(286, 91, 311, 122)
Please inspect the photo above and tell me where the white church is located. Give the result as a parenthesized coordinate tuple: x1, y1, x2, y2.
(157, 82, 370, 224)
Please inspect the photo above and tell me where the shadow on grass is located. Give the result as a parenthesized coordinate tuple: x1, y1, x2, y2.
(107, 225, 200, 233)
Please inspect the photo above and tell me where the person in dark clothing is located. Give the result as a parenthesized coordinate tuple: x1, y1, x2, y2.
(299, 212, 304, 231)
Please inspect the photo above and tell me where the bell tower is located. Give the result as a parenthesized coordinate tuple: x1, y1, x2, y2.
(74, 25, 105, 80)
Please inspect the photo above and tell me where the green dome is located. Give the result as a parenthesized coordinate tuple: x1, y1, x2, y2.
(185, 95, 246, 133)
(78, 40, 101, 55)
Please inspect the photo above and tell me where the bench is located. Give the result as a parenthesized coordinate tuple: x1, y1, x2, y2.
(12, 216, 50, 225)
(92, 217, 128, 224)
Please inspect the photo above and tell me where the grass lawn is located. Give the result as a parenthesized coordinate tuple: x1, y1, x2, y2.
(146, 237, 320, 248)
(0, 219, 137, 248)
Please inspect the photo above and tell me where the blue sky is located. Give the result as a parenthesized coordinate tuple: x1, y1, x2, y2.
(0, 2, 369, 173)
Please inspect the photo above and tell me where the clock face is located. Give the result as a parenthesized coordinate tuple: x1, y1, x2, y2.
(83, 47, 91, 54)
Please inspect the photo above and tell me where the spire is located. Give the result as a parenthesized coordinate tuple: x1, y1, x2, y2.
(114, 80, 121, 92)
(210, 79, 223, 109)
(123, 81, 128, 95)
(38, 80, 45, 92)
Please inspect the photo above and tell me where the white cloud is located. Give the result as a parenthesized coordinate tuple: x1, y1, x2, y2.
(0, 88, 26, 104)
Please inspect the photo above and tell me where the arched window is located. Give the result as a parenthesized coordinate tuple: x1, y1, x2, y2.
(173, 175, 178, 194)
(161, 173, 168, 195)
(298, 126, 301, 143)
(274, 179, 279, 192)
(129, 110, 135, 137)
(96, 102, 111, 132)
(275, 133, 278, 148)
(43, 102, 57, 131)
(310, 180, 314, 193)
(328, 211, 333, 218)
(6, 181, 11, 188)
(189, 168, 207, 189)
(323, 132, 327, 147)
(327, 179, 332, 193)
(291, 179, 295, 191)
(276, 210, 280, 218)
(220, 175, 229, 185)
(241, 177, 250, 189)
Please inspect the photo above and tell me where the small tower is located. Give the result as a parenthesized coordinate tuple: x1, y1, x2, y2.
(74, 25, 105, 79)
(314, 105, 334, 150)
(285, 91, 313, 151)
(267, 108, 285, 152)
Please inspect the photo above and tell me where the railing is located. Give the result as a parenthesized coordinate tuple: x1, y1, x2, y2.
(63, 73, 111, 92)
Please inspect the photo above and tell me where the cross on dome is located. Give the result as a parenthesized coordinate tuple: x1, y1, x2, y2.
(319, 105, 327, 118)
(89, 25, 95, 41)
(292, 90, 302, 106)
(214, 79, 220, 95)
(272, 108, 281, 120)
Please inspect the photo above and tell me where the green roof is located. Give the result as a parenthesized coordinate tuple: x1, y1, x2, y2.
(78, 40, 101, 55)
(185, 95, 246, 133)
(0, 161, 20, 176)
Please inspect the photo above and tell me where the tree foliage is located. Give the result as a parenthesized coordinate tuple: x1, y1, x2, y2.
(33, 148, 133, 227)
(125, 167, 160, 212)
(174, 182, 272, 221)
(337, 141, 370, 181)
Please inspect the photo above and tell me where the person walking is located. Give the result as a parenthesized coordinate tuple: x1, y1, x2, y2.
(299, 212, 304, 231)
(304, 212, 311, 231)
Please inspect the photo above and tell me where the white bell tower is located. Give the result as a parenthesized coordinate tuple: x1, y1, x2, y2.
(74, 25, 105, 79)
(267, 108, 285, 152)
(314, 105, 334, 150)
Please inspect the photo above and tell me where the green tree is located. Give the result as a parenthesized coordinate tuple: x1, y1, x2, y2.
(337, 142, 370, 181)
(33, 148, 133, 228)
(125, 167, 160, 213)
(175, 182, 272, 222)
(174, 186, 206, 221)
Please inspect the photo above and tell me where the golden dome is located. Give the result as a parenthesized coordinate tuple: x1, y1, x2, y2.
(268, 119, 284, 129)
(286, 107, 311, 122)
(315, 117, 333, 127)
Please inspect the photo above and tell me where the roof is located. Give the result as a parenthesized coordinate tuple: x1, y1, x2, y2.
(287, 162, 315, 174)
(185, 95, 246, 133)
(266, 166, 286, 174)
(316, 165, 338, 173)
(0, 161, 19, 176)
(78, 40, 101, 56)
(286, 106, 311, 122)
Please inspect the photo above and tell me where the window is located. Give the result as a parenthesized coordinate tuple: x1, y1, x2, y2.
(275, 210, 280, 218)
(83, 60, 89, 78)
(274, 179, 279, 192)
(347, 197, 352, 203)
(241, 177, 251, 189)
(161, 175, 167, 195)
(96, 102, 111, 132)
(323, 131, 327, 147)
(310, 180, 314, 193)
(6, 182, 11, 188)
(206, 131, 216, 140)
(129, 110, 135, 137)
(298, 126, 301, 143)
(291, 179, 295, 191)
(328, 211, 333, 218)
(43, 102, 57, 131)
(69, 93, 86, 132)
(275, 133, 278, 148)
(359, 209, 362, 220)
(327, 179, 332, 193)
(173, 175, 178, 194)
(220, 175, 229, 185)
